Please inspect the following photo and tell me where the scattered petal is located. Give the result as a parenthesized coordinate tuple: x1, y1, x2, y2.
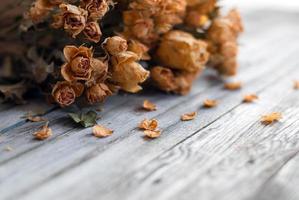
(33, 122, 52, 140)
(203, 99, 218, 108)
(243, 94, 258, 103)
(224, 81, 242, 90)
(144, 130, 161, 139)
(294, 81, 299, 90)
(181, 112, 197, 121)
(261, 112, 282, 125)
(142, 100, 157, 111)
(93, 124, 113, 138)
(139, 119, 158, 131)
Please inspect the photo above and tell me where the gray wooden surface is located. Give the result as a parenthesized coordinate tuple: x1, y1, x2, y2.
(1, 9, 299, 200)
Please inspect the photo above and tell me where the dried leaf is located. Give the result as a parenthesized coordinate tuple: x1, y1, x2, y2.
(93, 125, 113, 138)
(144, 130, 161, 139)
(68, 110, 97, 127)
(224, 81, 242, 90)
(243, 94, 258, 103)
(261, 112, 282, 125)
(203, 99, 218, 108)
(181, 112, 197, 121)
(33, 122, 52, 140)
(139, 119, 158, 131)
(142, 100, 157, 111)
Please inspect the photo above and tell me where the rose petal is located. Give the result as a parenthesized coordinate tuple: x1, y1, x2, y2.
(93, 124, 113, 137)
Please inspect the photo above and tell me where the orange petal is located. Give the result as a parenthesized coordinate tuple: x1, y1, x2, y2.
(63, 45, 78, 62)
(61, 63, 75, 82)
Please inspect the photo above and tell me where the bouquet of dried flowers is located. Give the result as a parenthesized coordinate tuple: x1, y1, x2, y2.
(0, 0, 243, 106)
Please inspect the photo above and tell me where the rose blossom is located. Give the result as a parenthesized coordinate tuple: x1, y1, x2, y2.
(52, 81, 84, 107)
(83, 21, 102, 43)
(52, 4, 88, 38)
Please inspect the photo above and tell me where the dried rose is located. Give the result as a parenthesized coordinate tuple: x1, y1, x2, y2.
(103, 36, 128, 56)
(85, 58, 108, 87)
(83, 21, 102, 43)
(81, 0, 110, 20)
(61, 45, 94, 82)
(52, 4, 88, 38)
(86, 83, 112, 104)
(294, 81, 299, 90)
(156, 30, 209, 73)
(111, 51, 149, 93)
(128, 40, 150, 60)
(207, 9, 243, 76)
(93, 124, 113, 137)
(150, 66, 198, 95)
(52, 81, 84, 107)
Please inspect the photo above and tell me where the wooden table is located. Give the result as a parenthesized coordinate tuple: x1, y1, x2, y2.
(1, 9, 299, 200)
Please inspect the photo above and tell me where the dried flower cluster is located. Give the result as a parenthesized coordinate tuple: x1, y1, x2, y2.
(0, 0, 243, 108)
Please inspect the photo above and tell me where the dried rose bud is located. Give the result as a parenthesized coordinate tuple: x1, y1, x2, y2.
(86, 83, 112, 104)
(52, 4, 88, 38)
(81, 0, 110, 20)
(61, 45, 93, 82)
(156, 30, 209, 73)
(103, 36, 128, 56)
(52, 81, 84, 107)
(83, 21, 102, 43)
(150, 66, 198, 95)
(128, 40, 150, 60)
(85, 58, 108, 87)
(111, 51, 149, 93)
(207, 9, 243, 76)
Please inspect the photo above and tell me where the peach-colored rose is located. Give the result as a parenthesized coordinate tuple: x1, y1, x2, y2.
(128, 40, 150, 60)
(52, 4, 88, 38)
(111, 51, 149, 93)
(52, 81, 84, 107)
(86, 83, 112, 104)
(156, 30, 209, 73)
(83, 21, 102, 43)
(81, 0, 110, 20)
(61, 45, 93, 82)
(103, 36, 128, 56)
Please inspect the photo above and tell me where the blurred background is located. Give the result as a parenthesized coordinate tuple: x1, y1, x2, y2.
(222, 0, 299, 11)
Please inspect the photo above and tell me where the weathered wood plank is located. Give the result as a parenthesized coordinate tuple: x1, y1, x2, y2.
(0, 100, 55, 132)
(253, 153, 299, 200)
(20, 53, 299, 200)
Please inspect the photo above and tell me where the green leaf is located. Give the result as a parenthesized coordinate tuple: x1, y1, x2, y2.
(68, 113, 81, 123)
(80, 111, 97, 128)
(68, 111, 97, 128)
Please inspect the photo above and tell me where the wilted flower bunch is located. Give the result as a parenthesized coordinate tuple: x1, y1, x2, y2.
(0, 0, 243, 107)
